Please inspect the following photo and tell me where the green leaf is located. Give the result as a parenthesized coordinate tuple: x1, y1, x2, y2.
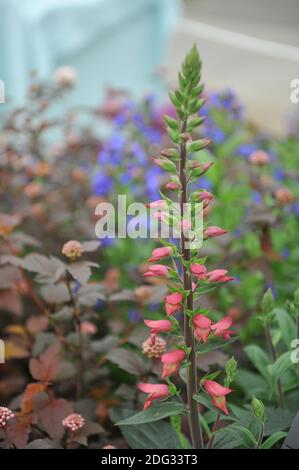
(261, 431, 287, 449)
(167, 128, 180, 144)
(164, 115, 178, 130)
(115, 401, 187, 426)
(110, 408, 184, 449)
(244, 345, 271, 380)
(212, 425, 244, 449)
(197, 336, 239, 354)
(187, 139, 210, 154)
(261, 288, 275, 314)
(187, 116, 205, 132)
(170, 415, 191, 449)
(274, 308, 296, 347)
(271, 351, 293, 382)
(220, 425, 257, 447)
(235, 369, 268, 399)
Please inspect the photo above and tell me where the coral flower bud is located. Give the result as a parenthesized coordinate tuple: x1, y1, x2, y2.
(166, 182, 180, 190)
(146, 200, 168, 209)
(195, 191, 214, 203)
(161, 349, 186, 378)
(143, 264, 170, 278)
(211, 316, 235, 340)
(138, 383, 170, 410)
(204, 226, 228, 238)
(207, 269, 234, 283)
(190, 264, 207, 280)
(165, 292, 183, 316)
(193, 314, 212, 343)
(148, 246, 173, 262)
(203, 380, 232, 415)
(144, 319, 172, 344)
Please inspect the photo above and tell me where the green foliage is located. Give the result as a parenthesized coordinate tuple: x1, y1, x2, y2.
(115, 401, 187, 426)
(251, 396, 265, 422)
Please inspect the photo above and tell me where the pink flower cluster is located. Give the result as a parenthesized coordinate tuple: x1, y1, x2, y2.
(193, 315, 235, 343)
(0, 407, 15, 428)
(62, 413, 85, 432)
(62, 240, 83, 260)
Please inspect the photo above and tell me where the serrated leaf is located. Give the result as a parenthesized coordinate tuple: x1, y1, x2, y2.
(40, 283, 70, 304)
(67, 261, 98, 285)
(35, 398, 73, 440)
(107, 348, 146, 376)
(81, 240, 101, 252)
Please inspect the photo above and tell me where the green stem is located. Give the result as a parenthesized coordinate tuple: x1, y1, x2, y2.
(264, 323, 285, 408)
(66, 272, 84, 399)
(180, 120, 203, 450)
(207, 414, 220, 449)
(256, 422, 264, 449)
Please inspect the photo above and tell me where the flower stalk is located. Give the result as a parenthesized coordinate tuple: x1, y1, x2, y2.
(139, 45, 235, 449)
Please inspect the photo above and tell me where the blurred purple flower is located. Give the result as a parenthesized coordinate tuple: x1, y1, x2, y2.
(92, 172, 113, 196)
(237, 144, 258, 158)
(251, 190, 262, 204)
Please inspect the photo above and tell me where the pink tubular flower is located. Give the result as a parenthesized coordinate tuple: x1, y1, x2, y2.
(144, 264, 170, 278)
(165, 292, 183, 316)
(146, 200, 167, 209)
(161, 349, 186, 378)
(203, 380, 233, 415)
(148, 246, 173, 262)
(196, 191, 213, 204)
(166, 182, 180, 190)
(62, 413, 85, 432)
(207, 269, 234, 283)
(80, 321, 97, 335)
(0, 407, 15, 428)
(211, 316, 235, 340)
(144, 319, 172, 344)
(202, 162, 214, 173)
(204, 226, 228, 238)
(138, 383, 170, 410)
(193, 314, 212, 343)
(190, 263, 207, 280)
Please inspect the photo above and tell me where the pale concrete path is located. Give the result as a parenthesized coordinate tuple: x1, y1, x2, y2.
(167, 0, 299, 134)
